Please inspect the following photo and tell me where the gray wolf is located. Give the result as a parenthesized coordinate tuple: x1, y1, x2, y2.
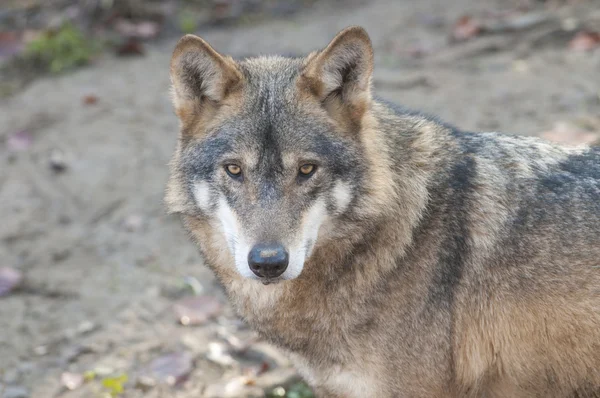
(165, 26, 600, 397)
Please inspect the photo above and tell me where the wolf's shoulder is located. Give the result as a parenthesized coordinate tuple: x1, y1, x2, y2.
(455, 130, 599, 176)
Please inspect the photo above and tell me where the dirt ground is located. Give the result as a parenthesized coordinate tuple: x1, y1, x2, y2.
(1, 0, 599, 397)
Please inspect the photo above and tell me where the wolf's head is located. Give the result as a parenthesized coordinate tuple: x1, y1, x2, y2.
(166, 27, 390, 284)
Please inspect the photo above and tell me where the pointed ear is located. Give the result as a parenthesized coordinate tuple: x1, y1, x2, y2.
(170, 35, 242, 123)
(301, 26, 374, 122)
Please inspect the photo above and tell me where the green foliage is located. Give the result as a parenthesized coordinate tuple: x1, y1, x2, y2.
(268, 381, 315, 398)
(83, 370, 97, 382)
(286, 382, 315, 398)
(25, 23, 97, 74)
(179, 13, 199, 34)
(101, 374, 128, 397)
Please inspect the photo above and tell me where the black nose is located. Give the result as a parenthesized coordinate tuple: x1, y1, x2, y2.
(248, 243, 289, 279)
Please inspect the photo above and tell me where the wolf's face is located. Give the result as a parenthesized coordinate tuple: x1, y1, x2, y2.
(167, 27, 375, 283)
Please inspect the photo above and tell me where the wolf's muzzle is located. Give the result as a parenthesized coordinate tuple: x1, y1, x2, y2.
(248, 243, 289, 279)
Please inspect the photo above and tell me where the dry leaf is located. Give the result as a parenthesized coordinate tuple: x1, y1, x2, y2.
(452, 15, 483, 41)
(0, 267, 23, 297)
(83, 95, 98, 105)
(569, 31, 600, 52)
(6, 131, 33, 152)
(115, 38, 145, 56)
(146, 352, 194, 386)
(173, 295, 222, 326)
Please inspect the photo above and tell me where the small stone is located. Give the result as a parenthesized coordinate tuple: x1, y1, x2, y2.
(62, 344, 94, 363)
(60, 372, 84, 391)
(206, 342, 235, 367)
(270, 386, 286, 397)
(33, 345, 48, 356)
(48, 149, 68, 173)
(77, 321, 97, 335)
(135, 375, 156, 392)
(123, 214, 145, 232)
(93, 366, 114, 377)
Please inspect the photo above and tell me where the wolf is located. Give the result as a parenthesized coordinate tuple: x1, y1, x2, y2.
(165, 26, 600, 397)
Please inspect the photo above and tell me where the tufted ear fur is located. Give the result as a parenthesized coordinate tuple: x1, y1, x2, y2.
(300, 26, 374, 128)
(170, 34, 242, 125)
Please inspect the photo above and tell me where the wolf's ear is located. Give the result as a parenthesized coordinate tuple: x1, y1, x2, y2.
(301, 26, 373, 124)
(170, 35, 242, 122)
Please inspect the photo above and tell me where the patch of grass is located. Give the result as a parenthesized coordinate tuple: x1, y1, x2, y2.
(25, 23, 98, 74)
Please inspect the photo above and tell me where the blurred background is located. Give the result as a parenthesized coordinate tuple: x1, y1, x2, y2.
(0, 0, 599, 397)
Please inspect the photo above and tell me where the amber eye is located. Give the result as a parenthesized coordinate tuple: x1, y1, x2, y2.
(225, 164, 242, 177)
(298, 164, 316, 177)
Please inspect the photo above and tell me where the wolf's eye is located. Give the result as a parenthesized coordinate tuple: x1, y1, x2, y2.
(298, 164, 316, 177)
(225, 164, 242, 178)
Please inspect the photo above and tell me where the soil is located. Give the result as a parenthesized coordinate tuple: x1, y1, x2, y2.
(1, 0, 599, 397)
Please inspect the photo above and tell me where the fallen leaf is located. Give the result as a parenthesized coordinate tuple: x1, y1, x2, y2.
(452, 15, 483, 41)
(173, 295, 222, 326)
(0, 31, 22, 60)
(569, 31, 600, 51)
(146, 352, 194, 386)
(115, 38, 145, 56)
(61, 372, 84, 391)
(243, 361, 270, 378)
(0, 267, 23, 297)
(83, 95, 98, 105)
(6, 131, 33, 152)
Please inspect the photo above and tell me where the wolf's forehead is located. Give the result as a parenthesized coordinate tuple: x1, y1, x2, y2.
(229, 57, 309, 147)
(239, 56, 303, 98)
